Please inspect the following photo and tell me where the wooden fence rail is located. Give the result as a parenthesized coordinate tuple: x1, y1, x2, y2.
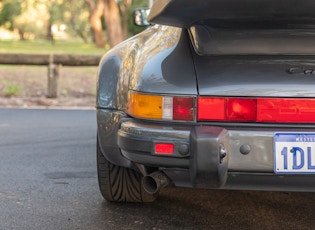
(0, 53, 103, 98)
(0, 53, 103, 66)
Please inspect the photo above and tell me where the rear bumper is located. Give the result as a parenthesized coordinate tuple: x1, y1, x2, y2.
(118, 121, 274, 172)
(97, 109, 315, 191)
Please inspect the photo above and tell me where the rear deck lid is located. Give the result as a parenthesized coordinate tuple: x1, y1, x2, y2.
(149, 0, 315, 55)
(194, 55, 315, 97)
(148, 0, 315, 28)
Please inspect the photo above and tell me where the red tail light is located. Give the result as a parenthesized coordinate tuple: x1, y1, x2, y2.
(226, 98, 256, 121)
(198, 98, 225, 120)
(257, 98, 315, 122)
(128, 91, 315, 123)
(198, 97, 315, 123)
(173, 97, 194, 121)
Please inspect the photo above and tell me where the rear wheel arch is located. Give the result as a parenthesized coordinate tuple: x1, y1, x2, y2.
(97, 137, 158, 203)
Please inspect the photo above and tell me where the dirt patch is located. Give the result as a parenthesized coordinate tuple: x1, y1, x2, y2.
(0, 65, 97, 108)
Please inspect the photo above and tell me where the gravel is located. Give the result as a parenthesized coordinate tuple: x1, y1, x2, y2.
(0, 65, 97, 109)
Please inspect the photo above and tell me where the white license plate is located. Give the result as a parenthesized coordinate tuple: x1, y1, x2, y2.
(274, 133, 315, 174)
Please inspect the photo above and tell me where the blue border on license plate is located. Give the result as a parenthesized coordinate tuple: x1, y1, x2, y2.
(274, 132, 315, 174)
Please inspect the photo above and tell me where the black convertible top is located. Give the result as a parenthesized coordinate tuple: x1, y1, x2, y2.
(148, 0, 315, 28)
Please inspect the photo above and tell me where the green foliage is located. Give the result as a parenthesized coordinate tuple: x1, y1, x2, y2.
(47, 0, 65, 24)
(0, 0, 91, 41)
(0, 0, 22, 30)
(62, 0, 92, 43)
(3, 84, 21, 97)
(6, 0, 51, 40)
(0, 0, 151, 45)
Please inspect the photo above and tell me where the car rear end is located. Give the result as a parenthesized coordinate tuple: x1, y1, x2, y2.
(97, 0, 315, 202)
(117, 26, 315, 192)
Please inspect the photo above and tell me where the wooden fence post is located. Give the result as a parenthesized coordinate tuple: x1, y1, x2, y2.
(0, 53, 103, 99)
(47, 54, 59, 98)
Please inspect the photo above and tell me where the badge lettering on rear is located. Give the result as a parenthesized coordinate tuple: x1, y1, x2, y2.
(287, 67, 315, 75)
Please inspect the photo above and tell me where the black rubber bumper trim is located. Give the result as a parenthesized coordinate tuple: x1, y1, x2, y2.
(121, 151, 190, 168)
(118, 130, 152, 153)
(117, 130, 190, 168)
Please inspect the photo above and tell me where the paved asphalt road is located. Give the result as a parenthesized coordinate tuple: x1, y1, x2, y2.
(0, 108, 315, 230)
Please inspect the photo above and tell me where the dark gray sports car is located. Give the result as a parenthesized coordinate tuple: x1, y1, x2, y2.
(96, 0, 315, 202)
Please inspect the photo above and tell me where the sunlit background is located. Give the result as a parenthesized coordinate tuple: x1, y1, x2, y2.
(0, 0, 151, 107)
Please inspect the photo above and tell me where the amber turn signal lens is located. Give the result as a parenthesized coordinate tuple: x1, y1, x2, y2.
(127, 92, 195, 121)
(127, 92, 163, 119)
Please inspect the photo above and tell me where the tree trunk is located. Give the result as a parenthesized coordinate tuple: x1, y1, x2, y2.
(18, 29, 26, 40)
(85, 0, 96, 43)
(47, 22, 54, 44)
(87, 0, 105, 48)
(103, 0, 124, 47)
(47, 3, 55, 44)
(119, 0, 132, 39)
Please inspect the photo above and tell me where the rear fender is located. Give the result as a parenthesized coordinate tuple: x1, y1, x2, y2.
(97, 25, 197, 110)
(97, 40, 136, 110)
(97, 25, 197, 167)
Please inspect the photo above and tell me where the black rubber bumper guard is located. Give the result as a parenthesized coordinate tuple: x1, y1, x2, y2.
(190, 126, 229, 188)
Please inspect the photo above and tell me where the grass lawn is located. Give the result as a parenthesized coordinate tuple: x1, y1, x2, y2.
(0, 39, 107, 55)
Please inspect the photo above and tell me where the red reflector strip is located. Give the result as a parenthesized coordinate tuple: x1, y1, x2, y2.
(257, 98, 315, 123)
(155, 143, 174, 155)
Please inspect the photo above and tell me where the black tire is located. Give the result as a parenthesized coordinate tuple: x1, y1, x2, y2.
(97, 139, 158, 203)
